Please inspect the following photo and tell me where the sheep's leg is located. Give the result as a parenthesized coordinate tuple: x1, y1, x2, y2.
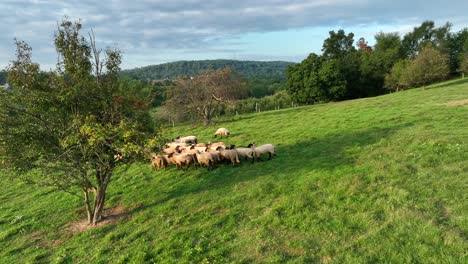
(268, 152, 272, 160)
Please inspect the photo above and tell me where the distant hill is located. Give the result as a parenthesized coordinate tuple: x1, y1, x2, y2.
(122, 60, 296, 98)
(122, 59, 295, 81)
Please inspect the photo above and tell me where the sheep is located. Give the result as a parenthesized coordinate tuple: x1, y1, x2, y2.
(151, 154, 168, 170)
(195, 143, 207, 147)
(174, 135, 198, 144)
(235, 146, 256, 163)
(247, 143, 276, 161)
(167, 153, 195, 170)
(207, 141, 226, 151)
(195, 152, 217, 170)
(216, 146, 240, 166)
(163, 147, 177, 155)
(205, 147, 222, 163)
(165, 142, 187, 150)
(180, 145, 200, 155)
(214, 128, 230, 138)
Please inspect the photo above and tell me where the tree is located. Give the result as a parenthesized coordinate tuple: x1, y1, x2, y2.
(459, 54, 468, 77)
(160, 68, 248, 125)
(402, 21, 437, 58)
(385, 46, 449, 90)
(384, 59, 411, 91)
(322, 29, 356, 60)
(286, 53, 346, 104)
(0, 18, 156, 224)
(405, 45, 450, 87)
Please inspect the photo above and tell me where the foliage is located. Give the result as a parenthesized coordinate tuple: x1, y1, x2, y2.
(122, 59, 293, 80)
(158, 68, 248, 125)
(0, 19, 157, 224)
(0, 70, 7, 84)
(385, 46, 449, 90)
(286, 53, 346, 104)
(404, 45, 450, 87)
(223, 90, 293, 116)
(1, 79, 467, 262)
(461, 54, 468, 75)
(384, 59, 411, 91)
(122, 60, 293, 98)
(322, 29, 356, 59)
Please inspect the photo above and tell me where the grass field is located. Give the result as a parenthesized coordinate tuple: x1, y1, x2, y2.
(1, 79, 467, 263)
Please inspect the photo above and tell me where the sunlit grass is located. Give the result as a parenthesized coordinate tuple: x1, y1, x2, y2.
(1, 78, 467, 263)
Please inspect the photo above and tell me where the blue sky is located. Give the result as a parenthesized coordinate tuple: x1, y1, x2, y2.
(1, 0, 467, 70)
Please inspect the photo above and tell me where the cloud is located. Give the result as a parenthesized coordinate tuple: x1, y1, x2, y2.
(1, 0, 467, 69)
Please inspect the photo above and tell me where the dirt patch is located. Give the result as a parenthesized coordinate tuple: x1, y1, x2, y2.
(447, 99, 468, 106)
(65, 205, 131, 233)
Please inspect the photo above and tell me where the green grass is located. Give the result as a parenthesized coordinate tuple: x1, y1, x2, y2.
(1, 79, 467, 263)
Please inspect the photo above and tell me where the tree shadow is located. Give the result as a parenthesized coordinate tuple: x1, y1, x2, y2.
(132, 123, 413, 213)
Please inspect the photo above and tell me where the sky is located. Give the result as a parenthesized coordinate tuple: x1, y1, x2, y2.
(1, 0, 467, 70)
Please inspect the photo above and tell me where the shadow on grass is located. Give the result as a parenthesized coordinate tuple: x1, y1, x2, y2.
(131, 123, 412, 214)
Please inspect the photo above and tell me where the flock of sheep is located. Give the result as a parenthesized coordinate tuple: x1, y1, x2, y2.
(151, 128, 276, 170)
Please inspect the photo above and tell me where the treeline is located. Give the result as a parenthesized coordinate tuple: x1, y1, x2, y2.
(287, 21, 468, 104)
(122, 59, 293, 80)
(122, 59, 293, 98)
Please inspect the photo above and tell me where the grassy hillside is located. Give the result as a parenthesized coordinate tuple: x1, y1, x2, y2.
(1, 79, 467, 263)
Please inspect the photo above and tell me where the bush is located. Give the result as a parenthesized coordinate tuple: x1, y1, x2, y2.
(405, 45, 450, 87)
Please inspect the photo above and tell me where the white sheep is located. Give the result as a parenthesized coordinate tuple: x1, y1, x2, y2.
(248, 143, 276, 161)
(174, 135, 198, 144)
(214, 128, 230, 138)
(195, 152, 217, 170)
(216, 146, 240, 166)
(235, 146, 256, 163)
(151, 154, 168, 170)
(167, 153, 195, 170)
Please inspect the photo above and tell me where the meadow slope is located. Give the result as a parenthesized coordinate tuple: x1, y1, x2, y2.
(1, 79, 467, 263)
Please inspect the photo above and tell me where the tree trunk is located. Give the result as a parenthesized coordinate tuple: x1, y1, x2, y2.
(84, 190, 93, 224)
(92, 186, 107, 224)
(91, 170, 112, 225)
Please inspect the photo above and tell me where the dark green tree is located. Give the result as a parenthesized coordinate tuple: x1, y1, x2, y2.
(286, 53, 346, 104)
(322, 29, 356, 60)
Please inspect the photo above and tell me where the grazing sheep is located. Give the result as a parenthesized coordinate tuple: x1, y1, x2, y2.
(248, 143, 276, 161)
(151, 154, 168, 170)
(166, 142, 187, 150)
(167, 153, 195, 170)
(207, 141, 226, 151)
(214, 128, 230, 138)
(174, 135, 198, 144)
(195, 152, 216, 170)
(180, 145, 200, 155)
(206, 147, 222, 163)
(163, 147, 177, 155)
(235, 146, 256, 163)
(216, 146, 240, 166)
